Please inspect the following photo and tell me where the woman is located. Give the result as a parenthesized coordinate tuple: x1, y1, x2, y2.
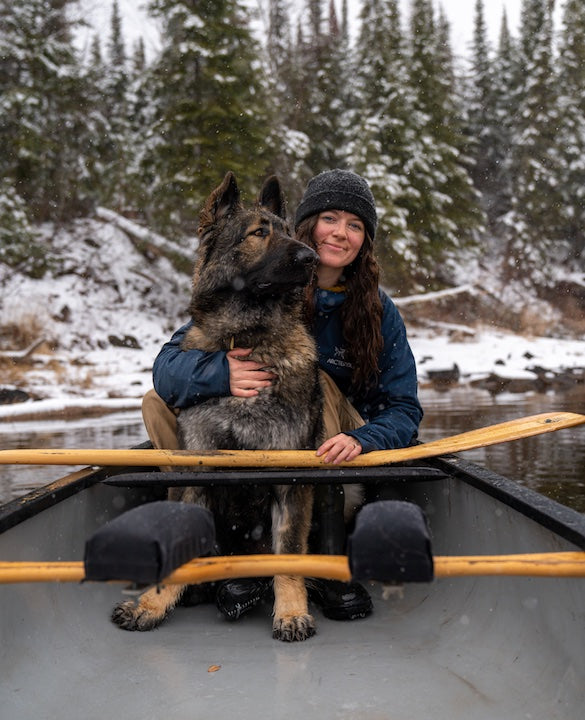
(142, 169, 423, 621)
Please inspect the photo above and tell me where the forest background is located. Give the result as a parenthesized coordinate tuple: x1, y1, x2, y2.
(1, 0, 584, 311)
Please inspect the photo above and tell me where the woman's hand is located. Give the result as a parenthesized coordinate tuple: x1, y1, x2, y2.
(227, 348, 276, 397)
(316, 433, 363, 464)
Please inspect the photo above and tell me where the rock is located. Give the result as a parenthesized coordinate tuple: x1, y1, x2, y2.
(0, 388, 32, 405)
(427, 364, 460, 388)
(108, 334, 142, 349)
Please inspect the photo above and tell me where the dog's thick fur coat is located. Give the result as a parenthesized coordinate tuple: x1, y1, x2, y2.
(112, 172, 322, 641)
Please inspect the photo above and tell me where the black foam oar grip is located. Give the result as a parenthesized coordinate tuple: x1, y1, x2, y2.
(84, 501, 216, 584)
(348, 501, 434, 583)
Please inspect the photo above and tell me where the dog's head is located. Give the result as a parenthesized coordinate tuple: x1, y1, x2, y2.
(193, 172, 318, 298)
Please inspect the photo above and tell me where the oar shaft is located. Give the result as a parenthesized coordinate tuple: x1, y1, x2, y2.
(434, 552, 585, 578)
(0, 412, 583, 468)
(1, 552, 584, 584)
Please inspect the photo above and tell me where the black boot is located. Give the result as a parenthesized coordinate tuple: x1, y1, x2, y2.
(216, 578, 271, 621)
(307, 578, 373, 621)
(179, 582, 217, 607)
(310, 484, 373, 620)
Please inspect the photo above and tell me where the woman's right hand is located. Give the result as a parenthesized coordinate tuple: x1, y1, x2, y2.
(227, 348, 276, 397)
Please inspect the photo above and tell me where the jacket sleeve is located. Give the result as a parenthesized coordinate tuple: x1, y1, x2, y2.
(152, 322, 231, 408)
(346, 295, 423, 452)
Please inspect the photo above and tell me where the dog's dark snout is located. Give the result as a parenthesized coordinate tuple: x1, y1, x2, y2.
(296, 246, 318, 266)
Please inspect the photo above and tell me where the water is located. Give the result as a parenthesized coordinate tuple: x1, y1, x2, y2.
(0, 411, 147, 505)
(419, 386, 585, 513)
(1, 388, 584, 512)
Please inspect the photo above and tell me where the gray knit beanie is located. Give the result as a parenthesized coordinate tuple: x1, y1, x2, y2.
(294, 169, 377, 240)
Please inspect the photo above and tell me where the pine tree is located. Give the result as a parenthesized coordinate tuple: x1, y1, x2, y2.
(98, 0, 132, 210)
(400, 0, 482, 289)
(141, 0, 272, 236)
(350, 0, 416, 288)
(556, 0, 585, 262)
(487, 10, 521, 229)
(297, 0, 350, 174)
(503, 0, 564, 281)
(465, 0, 498, 224)
(263, 0, 311, 208)
(0, 0, 99, 222)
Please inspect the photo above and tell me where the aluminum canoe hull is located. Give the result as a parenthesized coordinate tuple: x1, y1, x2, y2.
(1, 457, 584, 720)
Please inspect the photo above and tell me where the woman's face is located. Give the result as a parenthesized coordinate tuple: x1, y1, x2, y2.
(313, 209, 366, 272)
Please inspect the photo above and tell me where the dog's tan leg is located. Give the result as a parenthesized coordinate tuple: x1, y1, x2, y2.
(271, 485, 315, 641)
(272, 575, 315, 641)
(112, 583, 185, 631)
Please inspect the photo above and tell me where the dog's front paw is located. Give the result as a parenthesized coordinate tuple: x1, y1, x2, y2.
(272, 613, 316, 642)
(111, 599, 169, 631)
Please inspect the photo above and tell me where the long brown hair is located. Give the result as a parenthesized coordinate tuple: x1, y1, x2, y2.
(296, 216, 384, 390)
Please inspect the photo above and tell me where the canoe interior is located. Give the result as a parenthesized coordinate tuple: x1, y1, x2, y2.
(1, 457, 584, 720)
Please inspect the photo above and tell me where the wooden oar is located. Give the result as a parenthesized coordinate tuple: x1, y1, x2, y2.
(0, 412, 583, 468)
(1, 551, 584, 584)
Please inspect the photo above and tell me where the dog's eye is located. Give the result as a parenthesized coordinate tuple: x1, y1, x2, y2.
(250, 227, 268, 238)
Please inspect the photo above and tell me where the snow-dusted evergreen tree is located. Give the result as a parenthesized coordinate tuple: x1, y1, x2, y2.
(0, 179, 47, 278)
(0, 0, 98, 222)
(502, 0, 564, 281)
(401, 0, 481, 289)
(296, 0, 350, 174)
(99, 0, 132, 210)
(141, 0, 272, 236)
(556, 0, 585, 262)
(464, 0, 504, 228)
(262, 0, 311, 209)
(487, 10, 520, 230)
(350, 0, 418, 288)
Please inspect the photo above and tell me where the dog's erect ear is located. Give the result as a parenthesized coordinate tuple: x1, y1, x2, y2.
(198, 171, 240, 234)
(258, 175, 287, 220)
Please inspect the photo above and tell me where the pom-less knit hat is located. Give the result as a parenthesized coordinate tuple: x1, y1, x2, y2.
(294, 169, 377, 240)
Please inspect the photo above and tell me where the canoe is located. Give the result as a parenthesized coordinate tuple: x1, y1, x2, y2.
(1, 436, 585, 719)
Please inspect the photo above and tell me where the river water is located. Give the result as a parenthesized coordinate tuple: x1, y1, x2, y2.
(1, 387, 584, 511)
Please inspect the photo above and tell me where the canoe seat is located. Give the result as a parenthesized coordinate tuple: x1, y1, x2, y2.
(84, 501, 216, 585)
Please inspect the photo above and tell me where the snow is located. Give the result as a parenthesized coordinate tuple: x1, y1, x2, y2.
(411, 328, 584, 382)
(0, 212, 583, 422)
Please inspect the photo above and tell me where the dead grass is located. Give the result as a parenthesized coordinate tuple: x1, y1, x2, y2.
(0, 314, 46, 351)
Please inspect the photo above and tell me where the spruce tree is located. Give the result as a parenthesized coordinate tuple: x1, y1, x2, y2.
(488, 11, 521, 230)
(350, 0, 417, 288)
(503, 0, 564, 281)
(263, 0, 311, 208)
(402, 0, 482, 289)
(99, 0, 132, 210)
(141, 0, 272, 236)
(0, 0, 98, 222)
(556, 0, 585, 262)
(465, 0, 502, 227)
(297, 0, 350, 174)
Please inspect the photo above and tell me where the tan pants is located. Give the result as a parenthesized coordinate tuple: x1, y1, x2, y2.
(141, 371, 364, 451)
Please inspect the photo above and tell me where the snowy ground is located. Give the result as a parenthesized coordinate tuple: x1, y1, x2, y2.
(1, 213, 584, 421)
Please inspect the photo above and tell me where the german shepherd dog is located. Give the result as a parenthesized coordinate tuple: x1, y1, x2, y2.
(112, 172, 322, 641)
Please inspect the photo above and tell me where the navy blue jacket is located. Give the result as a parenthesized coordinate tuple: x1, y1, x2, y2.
(153, 288, 423, 452)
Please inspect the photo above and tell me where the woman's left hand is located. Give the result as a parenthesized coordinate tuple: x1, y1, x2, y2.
(316, 433, 363, 464)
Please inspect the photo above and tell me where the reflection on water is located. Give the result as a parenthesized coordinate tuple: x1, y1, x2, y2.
(0, 411, 147, 505)
(1, 388, 584, 512)
(419, 386, 585, 513)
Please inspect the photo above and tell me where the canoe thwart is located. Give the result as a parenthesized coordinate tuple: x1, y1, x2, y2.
(101, 466, 448, 487)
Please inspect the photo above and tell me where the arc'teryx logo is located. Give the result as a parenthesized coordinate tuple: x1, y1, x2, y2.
(326, 346, 352, 369)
